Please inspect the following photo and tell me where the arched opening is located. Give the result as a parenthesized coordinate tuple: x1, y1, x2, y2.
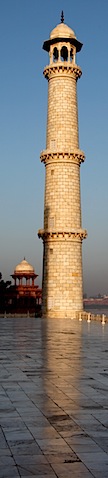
(70, 48, 73, 62)
(22, 277, 26, 286)
(60, 46, 68, 61)
(53, 47, 58, 62)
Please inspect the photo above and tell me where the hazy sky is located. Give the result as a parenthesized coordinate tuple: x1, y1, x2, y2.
(0, 0, 108, 296)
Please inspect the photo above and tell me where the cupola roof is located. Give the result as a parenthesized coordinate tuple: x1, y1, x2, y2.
(43, 21, 82, 53)
(50, 22, 76, 40)
(14, 258, 34, 274)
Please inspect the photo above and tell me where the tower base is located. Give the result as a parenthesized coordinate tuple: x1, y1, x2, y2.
(42, 308, 84, 320)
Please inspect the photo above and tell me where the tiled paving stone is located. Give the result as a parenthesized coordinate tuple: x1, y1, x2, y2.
(46, 452, 81, 463)
(3, 429, 36, 444)
(28, 425, 60, 439)
(74, 451, 108, 466)
(1, 418, 29, 432)
(35, 438, 74, 455)
(9, 441, 43, 456)
(50, 461, 94, 477)
(0, 448, 12, 456)
(14, 454, 49, 465)
(0, 317, 108, 477)
(17, 463, 57, 476)
(0, 465, 20, 477)
(0, 456, 15, 465)
(17, 473, 56, 478)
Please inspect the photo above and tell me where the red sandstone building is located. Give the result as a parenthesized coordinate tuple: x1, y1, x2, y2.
(6, 258, 42, 314)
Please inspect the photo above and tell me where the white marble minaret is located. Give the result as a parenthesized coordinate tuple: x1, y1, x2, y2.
(38, 13, 87, 318)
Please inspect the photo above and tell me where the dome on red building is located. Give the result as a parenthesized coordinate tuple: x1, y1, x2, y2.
(10, 257, 42, 312)
(14, 258, 34, 275)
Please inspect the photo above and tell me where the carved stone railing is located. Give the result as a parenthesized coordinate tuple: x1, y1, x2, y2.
(38, 229, 87, 242)
(43, 63, 82, 80)
(40, 150, 85, 166)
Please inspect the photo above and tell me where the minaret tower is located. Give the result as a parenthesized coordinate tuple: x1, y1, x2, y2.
(38, 13, 87, 319)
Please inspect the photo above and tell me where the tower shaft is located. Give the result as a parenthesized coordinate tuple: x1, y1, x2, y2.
(46, 72, 79, 150)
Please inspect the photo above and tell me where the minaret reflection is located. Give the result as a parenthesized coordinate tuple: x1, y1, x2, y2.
(40, 319, 82, 415)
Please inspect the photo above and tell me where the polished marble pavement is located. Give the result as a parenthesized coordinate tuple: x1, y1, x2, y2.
(0, 316, 108, 477)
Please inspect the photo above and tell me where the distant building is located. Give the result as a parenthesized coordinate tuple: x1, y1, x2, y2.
(2, 258, 42, 314)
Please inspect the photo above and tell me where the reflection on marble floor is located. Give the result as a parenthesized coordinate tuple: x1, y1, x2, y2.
(0, 317, 108, 477)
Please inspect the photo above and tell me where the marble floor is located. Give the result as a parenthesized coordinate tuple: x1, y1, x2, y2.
(0, 316, 108, 477)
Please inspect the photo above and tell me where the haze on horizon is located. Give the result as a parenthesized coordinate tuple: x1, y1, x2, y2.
(0, 0, 108, 297)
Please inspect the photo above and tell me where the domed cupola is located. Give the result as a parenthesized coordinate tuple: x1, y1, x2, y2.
(14, 258, 34, 275)
(11, 257, 38, 287)
(43, 11, 82, 65)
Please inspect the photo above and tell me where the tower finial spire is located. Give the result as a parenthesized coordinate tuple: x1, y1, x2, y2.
(61, 10, 64, 23)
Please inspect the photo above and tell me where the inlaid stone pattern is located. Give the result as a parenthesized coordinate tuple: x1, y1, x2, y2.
(38, 20, 87, 318)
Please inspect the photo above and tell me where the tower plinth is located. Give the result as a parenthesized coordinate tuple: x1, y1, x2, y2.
(38, 18, 87, 319)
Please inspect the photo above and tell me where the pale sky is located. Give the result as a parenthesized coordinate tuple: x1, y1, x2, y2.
(0, 0, 108, 296)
